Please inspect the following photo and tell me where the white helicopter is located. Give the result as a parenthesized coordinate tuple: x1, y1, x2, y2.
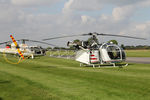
(43, 32, 146, 67)
(0, 39, 55, 59)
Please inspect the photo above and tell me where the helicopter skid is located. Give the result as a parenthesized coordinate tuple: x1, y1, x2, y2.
(80, 63, 128, 68)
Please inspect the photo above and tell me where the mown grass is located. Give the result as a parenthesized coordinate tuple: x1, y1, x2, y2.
(126, 50, 150, 57)
(0, 55, 150, 100)
(46, 50, 75, 57)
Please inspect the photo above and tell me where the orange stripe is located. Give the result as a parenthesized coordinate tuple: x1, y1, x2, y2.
(10, 35, 25, 59)
(13, 40, 16, 42)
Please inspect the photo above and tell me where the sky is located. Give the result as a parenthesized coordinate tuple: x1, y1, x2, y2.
(0, 0, 150, 47)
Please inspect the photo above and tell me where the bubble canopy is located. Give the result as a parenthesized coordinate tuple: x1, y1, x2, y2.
(101, 43, 126, 60)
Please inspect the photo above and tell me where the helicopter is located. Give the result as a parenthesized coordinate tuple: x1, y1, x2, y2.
(0, 38, 56, 59)
(43, 32, 146, 67)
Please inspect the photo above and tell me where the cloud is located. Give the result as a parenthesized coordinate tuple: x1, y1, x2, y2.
(81, 15, 96, 24)
(62, 0, 150, 22)
(11, 0, 61, 7)
(0, 0, 11, 4)
(104, 0, 143, 6)
(63, 0, 145, 13)
(0, 0, 149, 46)
(122, 21, 150, 37)
(111, 0, 150, 21)
(63, 0, 102, 13)
(112, 5, 136, 21)
(139, 0, 150, 7)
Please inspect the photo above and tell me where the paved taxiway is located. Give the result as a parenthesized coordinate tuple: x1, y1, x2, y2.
(126, 57, 150, 64)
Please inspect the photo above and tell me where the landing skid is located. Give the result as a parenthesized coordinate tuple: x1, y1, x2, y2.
(80, 63, 128, 68)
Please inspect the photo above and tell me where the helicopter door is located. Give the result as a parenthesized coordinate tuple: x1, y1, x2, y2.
(75, 50, 90, 64)
(100, 48, 111, 62)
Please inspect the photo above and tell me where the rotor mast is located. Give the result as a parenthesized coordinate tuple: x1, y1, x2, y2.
(87, 32, 99, 45)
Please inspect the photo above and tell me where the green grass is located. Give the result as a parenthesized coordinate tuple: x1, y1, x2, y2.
(0, 55, 150, 100)
(126, 50, 150, 57)
(46, 50, 75, 56)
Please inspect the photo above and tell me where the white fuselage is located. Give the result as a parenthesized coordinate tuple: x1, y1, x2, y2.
(0, 43, 44, 58)
(75, 43, 126, 65)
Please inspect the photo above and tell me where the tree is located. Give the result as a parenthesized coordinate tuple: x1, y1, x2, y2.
(46, 47, 52, 50)
(121, 44, 125, 49)
(87, 36, 99, 45)
(73, 39, 81, 45)
(108, 40, 118, 45)
(53, 47, 60, 49)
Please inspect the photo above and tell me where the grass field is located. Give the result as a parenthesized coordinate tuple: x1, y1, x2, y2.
(125, 50, 150, 57)
(0, 55, 150, 100)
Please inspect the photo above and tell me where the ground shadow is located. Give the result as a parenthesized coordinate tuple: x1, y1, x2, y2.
(0, 80, 11, 84)
(34, 65, 57, 69)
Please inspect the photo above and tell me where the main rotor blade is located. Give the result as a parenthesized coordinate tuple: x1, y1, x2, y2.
(17, 39, 57, 47)
(0, 39, 56, 47)
(42, 34, 86, 41)
(42, 32, 146, 41)
(17, 39, 56, 46)
(28, 40, 57, 47)
(97, 33, 146, 40)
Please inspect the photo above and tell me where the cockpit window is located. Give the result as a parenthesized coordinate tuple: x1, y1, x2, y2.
(102, 44, 107, 49)
(107, 46, 121, 60)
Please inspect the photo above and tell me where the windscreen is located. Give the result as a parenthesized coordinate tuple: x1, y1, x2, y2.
(107, 46, 121, 60)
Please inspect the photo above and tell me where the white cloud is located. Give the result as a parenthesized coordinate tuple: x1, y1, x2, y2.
(0, 0, 150, 46)
(119, 21, 150, 38)
(81, 15, 88, 23)
(136, 24, 147, 31)
(63, 0, 74, 13)
(81, 15, 96, 24)
(112, 5, 135, 21)
(135, 22, 150, 35)
(63, 0, 146, 14)
(63, 0, 102, 13)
